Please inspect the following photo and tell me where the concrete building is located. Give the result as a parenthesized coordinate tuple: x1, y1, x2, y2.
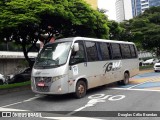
(138, 51, 153, 59)
(115, 0, 133, 22)
(132, 0, 160, 17)
(0, 51, 37, 75)
(0, 42, 38, 75)
(84, 0, 98, 9)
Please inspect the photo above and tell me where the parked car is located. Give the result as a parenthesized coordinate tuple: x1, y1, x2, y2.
(0, 74, 6, 85)
(139, 59, 144, 66)
(143, 58, 159, 65)
(154, 61, 160, 72)
(6, 68, 31, 84)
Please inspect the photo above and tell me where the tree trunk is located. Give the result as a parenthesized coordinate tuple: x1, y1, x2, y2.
(22, 43, 33, 68)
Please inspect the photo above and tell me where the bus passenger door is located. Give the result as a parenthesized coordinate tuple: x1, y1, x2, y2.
(68, 40, 87, 93)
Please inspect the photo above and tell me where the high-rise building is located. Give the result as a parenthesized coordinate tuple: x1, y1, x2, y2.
(132, 0, 160, 17)
(115, 0, 133, 22)
(84, 0, 98, 9)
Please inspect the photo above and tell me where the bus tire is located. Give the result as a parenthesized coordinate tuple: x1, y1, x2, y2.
(118, 72, 129, 85)
(74, 80, 86, 99)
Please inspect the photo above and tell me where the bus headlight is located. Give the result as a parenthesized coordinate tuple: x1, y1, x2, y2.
(52, 75, 66, 82)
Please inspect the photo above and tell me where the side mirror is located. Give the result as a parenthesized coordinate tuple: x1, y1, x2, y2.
(73, 43, 79, 52)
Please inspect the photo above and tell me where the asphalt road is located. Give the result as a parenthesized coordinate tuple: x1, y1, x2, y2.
(1, 71, 160, 120)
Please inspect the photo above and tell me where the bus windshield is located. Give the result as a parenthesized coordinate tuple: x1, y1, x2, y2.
(34, 42, 72, 68)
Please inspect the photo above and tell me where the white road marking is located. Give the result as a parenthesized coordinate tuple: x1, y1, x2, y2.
(0, 95, 42, 108)
(68, 94, 125, 116)
(110, 87, 160, 92)
(127, 81, 150, 89)
(0, 107, 28, 111)
(67, 106, 88, 115)
(0, 101, 24, 108)
(67, 97, 106, 115)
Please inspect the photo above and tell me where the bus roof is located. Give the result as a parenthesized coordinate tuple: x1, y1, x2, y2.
(54, 37, 135, 45)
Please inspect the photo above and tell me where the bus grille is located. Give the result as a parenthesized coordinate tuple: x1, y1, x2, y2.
(34, 77, 52, 92)
(36, 86, 50, 92)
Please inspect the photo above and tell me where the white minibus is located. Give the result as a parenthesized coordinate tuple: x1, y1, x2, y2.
(31, 37, 139, 98)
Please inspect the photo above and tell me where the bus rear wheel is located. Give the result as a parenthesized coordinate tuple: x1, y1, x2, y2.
(74, 80, 86, 98)
(118, 72, 129, 85)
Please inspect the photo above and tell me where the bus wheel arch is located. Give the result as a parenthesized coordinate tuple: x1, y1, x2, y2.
(74, 78, 88, 98)
(118, 71, 130, 85)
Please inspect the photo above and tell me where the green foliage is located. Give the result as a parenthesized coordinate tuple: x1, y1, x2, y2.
(107, 20, 123, 40)
(121, 6, 160, 56)
(0, 81, 30, 89)
(0, 0, 109, 67)
(139, 64, 154, 70)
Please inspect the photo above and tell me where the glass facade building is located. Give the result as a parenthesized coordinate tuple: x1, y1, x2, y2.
(132, 0, 160, 17)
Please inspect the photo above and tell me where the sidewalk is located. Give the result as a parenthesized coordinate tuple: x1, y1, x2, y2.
(139, 69, 154, 74)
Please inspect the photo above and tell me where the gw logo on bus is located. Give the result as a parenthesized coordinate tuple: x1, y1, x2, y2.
(103, 60, 122, 73)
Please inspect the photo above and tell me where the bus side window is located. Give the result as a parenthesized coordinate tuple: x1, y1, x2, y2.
(111, 43, 122, 59)
(85, 41, 99, 62)
(129, 45, 137, 58)
(99, 42, 110, 60)
(121, 44, 132, 59)
(69, 41, 86, 65)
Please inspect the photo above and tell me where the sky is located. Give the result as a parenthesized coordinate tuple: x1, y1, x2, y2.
(98, 0, 116, 20)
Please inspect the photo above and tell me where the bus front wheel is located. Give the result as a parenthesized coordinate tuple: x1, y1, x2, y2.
(74, 80, 86, 98)
(118, 72, 129, 85)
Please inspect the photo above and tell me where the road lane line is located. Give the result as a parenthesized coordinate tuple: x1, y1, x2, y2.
(0, 102, 23, 108)
(67, 96, 107, 116)
(67, 106, 87, 115)
(0, 107, 28, 111)
(110, 87, 160, 92)
(0, 96, 41, 108)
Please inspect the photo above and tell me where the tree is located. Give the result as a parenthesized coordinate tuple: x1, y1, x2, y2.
(121, 6, 160, 56)
(0, 0, 109, 67)
(119, 20, 134, 42)
(107, 20, 123, 40)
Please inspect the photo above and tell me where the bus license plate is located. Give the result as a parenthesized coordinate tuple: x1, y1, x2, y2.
(37, 82, 45, 87)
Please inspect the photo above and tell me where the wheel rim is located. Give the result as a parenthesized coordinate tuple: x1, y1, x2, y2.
(78, 84, 85, 96)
